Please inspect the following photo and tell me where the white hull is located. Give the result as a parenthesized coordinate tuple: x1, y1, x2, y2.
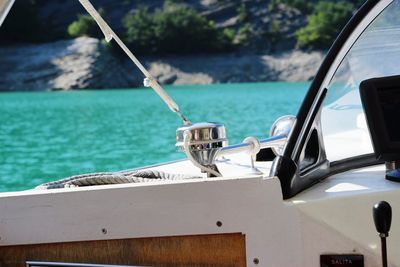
(0, 161, 398, 266)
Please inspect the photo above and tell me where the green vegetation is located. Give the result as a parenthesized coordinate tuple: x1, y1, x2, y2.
(123, 7, 157, 53)
(237, 2, 250, 23)
(296, 1, 354, 49)
(268, 0, 364, 49)
(267, 19, 281, 51)
(234, 23, 252, 45)
(123, 4, 232, 54)
(68, 14, 99, 38)
(67, 9, 106, 39)
(233, 1, 254, 47)
(64, 0, 360, 51)
(0, 0, 364, 52)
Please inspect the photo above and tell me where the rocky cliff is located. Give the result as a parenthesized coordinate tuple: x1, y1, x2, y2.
(0, 37, 324, 91)
(0, 37, 135, 91)
(0, 0, 332, 90)
(147, 50, 324, 84)
(36, 0, 305, 50)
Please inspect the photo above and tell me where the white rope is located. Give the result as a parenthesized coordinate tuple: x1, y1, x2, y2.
(36, 170, 200, 189)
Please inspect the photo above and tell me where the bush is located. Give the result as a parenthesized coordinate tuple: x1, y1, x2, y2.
(0, 0, 42, 42)
(123, 5, 231, 54)
(267, 19, 281, 50)
(237, 2, 250, 23)
(223, 28, 235, 43)
(234, 23, 252, 45)
(67, 13, 103, 38)
(153, 6, 225, 53)
(123, 7, 157, 53)
(296, 1, 354, 49)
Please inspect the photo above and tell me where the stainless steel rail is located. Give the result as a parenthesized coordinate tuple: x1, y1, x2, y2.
(218, 135, 287, 157)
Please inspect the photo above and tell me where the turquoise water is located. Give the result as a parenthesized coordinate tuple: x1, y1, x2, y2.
(0, 82, 308, 192)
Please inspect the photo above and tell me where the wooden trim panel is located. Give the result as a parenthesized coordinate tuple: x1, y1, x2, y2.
(0, 233, 246, 267)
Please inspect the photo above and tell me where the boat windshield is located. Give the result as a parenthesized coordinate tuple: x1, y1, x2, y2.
(321, 0, 400, 162)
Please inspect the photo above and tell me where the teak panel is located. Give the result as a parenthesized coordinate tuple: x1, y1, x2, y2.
(0, 233, 246, 267)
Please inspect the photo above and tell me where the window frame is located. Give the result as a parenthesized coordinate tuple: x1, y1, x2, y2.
(274, 0, 394, 199)
(285, 0, 392, 165)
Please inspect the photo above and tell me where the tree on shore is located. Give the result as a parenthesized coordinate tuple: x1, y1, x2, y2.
(67, 9, 105, 39)
(296, 1, 354, 49)
(123, 4, 232, 54)
(44, 0, 363, 54)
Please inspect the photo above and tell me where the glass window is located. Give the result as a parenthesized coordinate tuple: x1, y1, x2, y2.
(322, 0, 400, 161)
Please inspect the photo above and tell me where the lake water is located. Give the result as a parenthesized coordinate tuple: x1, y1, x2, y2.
(0, 82, 308, 192)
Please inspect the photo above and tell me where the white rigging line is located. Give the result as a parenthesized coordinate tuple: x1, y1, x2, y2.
(0, 0, 16, 27)
(78, 0, 191, 125)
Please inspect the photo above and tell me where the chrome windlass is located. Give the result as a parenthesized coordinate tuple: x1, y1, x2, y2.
(176, 118, 293, 177)
(176, 122, 227, 177)
(176, 122, 228, 154)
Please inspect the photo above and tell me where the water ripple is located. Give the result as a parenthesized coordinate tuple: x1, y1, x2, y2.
(0, 83, 307, 191)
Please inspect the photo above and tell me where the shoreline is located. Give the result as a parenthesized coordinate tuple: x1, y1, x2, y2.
(0, 37, 325, 92)
(0, 81, 312, 94)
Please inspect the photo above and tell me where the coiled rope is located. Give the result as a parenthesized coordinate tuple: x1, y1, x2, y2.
(36, 170, 200, 189)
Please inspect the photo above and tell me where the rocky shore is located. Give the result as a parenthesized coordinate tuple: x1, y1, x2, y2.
(0, 37, 135, 91)
(0, 37, 325, 91)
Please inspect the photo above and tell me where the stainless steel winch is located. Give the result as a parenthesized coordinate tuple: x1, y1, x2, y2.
(176, 122, 227, 177)
(176, 116, 295, 177)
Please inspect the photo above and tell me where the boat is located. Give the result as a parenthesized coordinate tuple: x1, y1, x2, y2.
(1, 0, 400, 266)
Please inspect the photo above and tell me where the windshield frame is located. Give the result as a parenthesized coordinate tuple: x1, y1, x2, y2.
(283, 0, 392, 167)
